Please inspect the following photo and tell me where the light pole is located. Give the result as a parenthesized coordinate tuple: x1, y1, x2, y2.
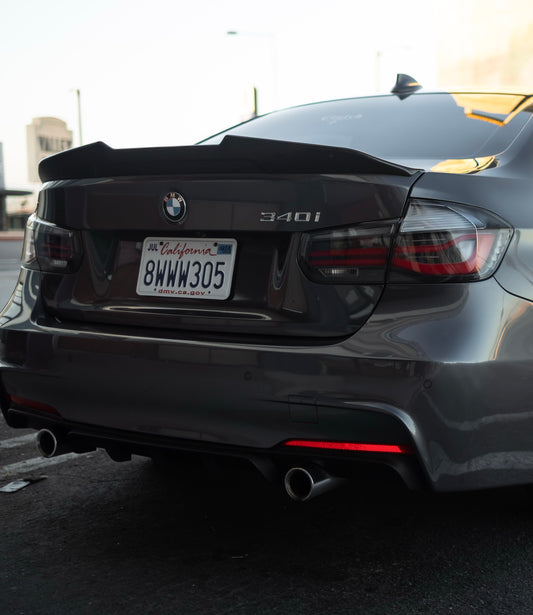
(72, 88, 83, 146)
(226, 30, 278, 114)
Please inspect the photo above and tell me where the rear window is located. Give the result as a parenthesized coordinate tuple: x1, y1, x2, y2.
(203, 93, 533, 162)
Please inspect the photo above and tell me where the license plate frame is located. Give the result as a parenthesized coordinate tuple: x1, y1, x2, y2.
(136, 237, 237, 300)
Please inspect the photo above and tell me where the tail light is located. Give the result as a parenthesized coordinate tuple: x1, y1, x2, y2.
(298, 222, 395, 284)
(22, 214, 83, 273)
(390, 199, 513, 282)
(299, 200, 512, 285)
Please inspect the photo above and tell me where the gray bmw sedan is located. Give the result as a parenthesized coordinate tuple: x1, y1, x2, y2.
(2, 76, 533, 500)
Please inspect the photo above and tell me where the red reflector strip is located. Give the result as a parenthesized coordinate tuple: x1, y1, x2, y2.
(284, 440, 413, 454)
(8, 395, 60, 415)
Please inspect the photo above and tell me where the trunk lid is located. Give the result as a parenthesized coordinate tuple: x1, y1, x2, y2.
(36, 138, 421, 340)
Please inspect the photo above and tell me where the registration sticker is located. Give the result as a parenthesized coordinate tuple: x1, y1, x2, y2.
(136, 237, 237, 300)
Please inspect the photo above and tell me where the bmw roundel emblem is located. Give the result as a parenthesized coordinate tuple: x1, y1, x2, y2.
(162, 192, 187, 223)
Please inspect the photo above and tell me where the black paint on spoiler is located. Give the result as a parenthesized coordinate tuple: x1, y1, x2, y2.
(38, 136, 417, 182)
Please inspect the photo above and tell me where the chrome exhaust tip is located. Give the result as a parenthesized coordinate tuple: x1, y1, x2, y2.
(284, 465, 346, 502)
(36, 429, 70, 458)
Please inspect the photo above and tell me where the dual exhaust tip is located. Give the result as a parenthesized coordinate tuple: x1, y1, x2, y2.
(284, 465, 345, 502)
(36, 429, 344, 502)
(36, 429, 71, 458)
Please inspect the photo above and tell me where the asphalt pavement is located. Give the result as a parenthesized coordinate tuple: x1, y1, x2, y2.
(3, 418, 533, 615)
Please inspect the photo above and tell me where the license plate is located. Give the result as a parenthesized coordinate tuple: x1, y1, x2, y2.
(136, 237, 237, 300)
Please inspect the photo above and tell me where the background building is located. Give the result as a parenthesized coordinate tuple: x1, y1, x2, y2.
(26, 117, 73, 184)
(0, 143, 31, 232)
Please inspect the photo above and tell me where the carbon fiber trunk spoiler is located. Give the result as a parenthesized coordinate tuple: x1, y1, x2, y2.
(38, 136, 418, 182)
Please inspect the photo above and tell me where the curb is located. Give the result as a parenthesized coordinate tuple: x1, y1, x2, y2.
(0, 232, 24, 241)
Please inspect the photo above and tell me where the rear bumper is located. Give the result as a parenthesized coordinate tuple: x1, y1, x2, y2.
(0, 317, 423, 489)
(3, 405, 424, 490)
(2, 273, 533, 491)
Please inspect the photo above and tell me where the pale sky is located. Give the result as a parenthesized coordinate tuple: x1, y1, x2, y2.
(1, 0, 437, 188)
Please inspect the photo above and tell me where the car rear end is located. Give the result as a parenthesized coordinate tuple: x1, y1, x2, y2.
(2, 90, 533, 496)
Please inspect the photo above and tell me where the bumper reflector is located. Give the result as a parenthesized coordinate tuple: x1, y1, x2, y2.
(284, 440, 413, 454)
(8, 395, 60, 416)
